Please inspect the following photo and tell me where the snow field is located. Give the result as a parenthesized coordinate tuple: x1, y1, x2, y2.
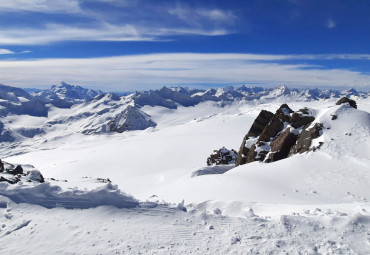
(1, 98, 370, 254)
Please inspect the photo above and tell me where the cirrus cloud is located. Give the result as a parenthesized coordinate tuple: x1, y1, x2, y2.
(0, 53, 369, 91)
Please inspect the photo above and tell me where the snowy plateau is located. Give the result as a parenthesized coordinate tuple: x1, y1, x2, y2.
(0, 81, 370, 254)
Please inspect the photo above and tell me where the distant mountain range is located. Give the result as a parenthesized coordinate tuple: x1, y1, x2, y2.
(0, 81, 369, 142)
(17, 81, 370, 110)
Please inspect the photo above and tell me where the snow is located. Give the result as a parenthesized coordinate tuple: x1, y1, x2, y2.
(0, 181, 138, 209)
(0, 85, 370, 253)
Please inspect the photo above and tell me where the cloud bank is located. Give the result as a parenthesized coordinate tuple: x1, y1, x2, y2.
(0, 53, 369, 91)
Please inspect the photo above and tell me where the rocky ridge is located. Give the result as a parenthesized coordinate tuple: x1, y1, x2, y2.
(235, 97, 357, 166)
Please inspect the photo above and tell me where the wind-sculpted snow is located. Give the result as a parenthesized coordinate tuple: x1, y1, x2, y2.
(0, 181, 139, 209)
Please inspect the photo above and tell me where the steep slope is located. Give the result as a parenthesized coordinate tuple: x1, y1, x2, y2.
(44, 92, 156, 136)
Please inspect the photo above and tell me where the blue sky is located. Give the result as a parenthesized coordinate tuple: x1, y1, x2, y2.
(0, 0, 369, 91)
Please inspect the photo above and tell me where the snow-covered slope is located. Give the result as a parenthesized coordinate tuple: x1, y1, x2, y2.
(0, 82, 370, 254)
(0, 84, 48, 117)
(32, 81, 103, 105)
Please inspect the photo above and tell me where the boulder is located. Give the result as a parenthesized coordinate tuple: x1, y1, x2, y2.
(336, 97, 357, 109)
(7, 165, 23, 175)
(207, 147, 237, 166)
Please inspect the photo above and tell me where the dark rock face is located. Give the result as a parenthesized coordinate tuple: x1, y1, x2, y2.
(275, 104, 293, 122)
(265, 128, 298, 162)
(236, 103, 320, 166)
(207, 147, 237, 166)
(0, 159, 4, 172)
(7, 165, 23, 175)
(291, 108, 315, 128)
(289, 123, 323, 155)
(246, 110, 274, 137)
(336, 97, 357, 109)
(0, 176, 20, 184)
(258, 115, 284, 142)
(235, 110, 274, 166)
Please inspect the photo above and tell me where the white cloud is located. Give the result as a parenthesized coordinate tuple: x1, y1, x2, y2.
(0, 49, 14, 54)
(0, 1, 237, 45)
(0, 21, 235, 45)
(0, 0, 81, 13)
(326, 19, 336, 29)
(0, 24, 154, 45)
(169, 5, 237, 27)
(0, 53, 369, 91)
(196, 9, 237, 22)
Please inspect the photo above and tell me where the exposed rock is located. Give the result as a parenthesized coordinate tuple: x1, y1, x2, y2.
(1, 161, 46, 184)
(265, 128, 298, 162)
(235, 110, 274, 166)
(336, 97, 357, 109)
(247, 110, 275, 137)
(207, 147, 237, 166)
(0, 159, 3, 172)
(291, 108, 315, 128)
(289, 123, 323, 155)
(0, 176, 20, 184)
(258, 115, 284, 142)
(275, 104, 293, 122)
(236, 103, 319, 166)
(7, 165, 23, 175)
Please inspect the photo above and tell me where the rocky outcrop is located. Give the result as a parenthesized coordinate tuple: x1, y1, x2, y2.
(288, 123, 323, 155)
(236, 103, 319, 166)
(235, 110, 274, 166)
(0, 160, 45, 184)
(336, 97, 357, 109)
(207, 147, 237, 166)
(290, 108, 315, 128)
(265, 128, 298, 162)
